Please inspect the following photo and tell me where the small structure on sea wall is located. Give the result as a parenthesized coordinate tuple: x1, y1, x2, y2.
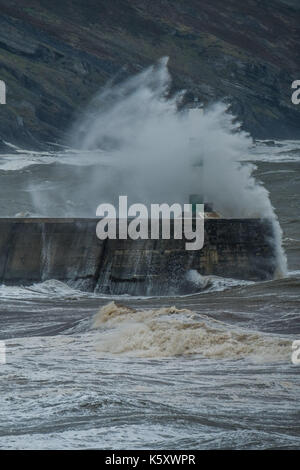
(0, 218, 276, 295)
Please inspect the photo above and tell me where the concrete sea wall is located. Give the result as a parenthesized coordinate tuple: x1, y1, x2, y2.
(0, 218, 276, 295)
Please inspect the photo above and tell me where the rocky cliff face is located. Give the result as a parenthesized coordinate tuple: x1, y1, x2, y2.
(0, 0, 299, 147)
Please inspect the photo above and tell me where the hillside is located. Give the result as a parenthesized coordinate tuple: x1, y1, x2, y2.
(0, 0, 299, 147)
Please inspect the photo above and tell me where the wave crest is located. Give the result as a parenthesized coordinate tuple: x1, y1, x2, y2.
(92, 302, 290, 360)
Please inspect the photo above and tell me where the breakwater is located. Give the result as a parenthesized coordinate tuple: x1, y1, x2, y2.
(0, 218, 276, 295)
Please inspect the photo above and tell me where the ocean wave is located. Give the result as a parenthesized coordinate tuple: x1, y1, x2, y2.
(185, 270, 254, 293)
(249, 140, 300, 162)
(0, 279, 91, 300)
(0, 273, 256, 301)
(91, 301, 291, 360)
(0, 142, 115, 172)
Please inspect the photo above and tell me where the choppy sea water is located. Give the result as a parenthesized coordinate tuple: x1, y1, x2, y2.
(0, 139, 299, 449)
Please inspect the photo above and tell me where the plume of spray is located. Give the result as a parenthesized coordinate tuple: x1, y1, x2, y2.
(61, 57, 287, 275)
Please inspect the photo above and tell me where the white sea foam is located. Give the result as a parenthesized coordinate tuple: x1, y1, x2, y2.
(0, 280, 89, 300)
(250, 139, 300, 162)
(185, 269, 254, 292)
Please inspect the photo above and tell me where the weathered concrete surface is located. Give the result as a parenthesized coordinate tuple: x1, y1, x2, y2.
(0, 218, 276, 295)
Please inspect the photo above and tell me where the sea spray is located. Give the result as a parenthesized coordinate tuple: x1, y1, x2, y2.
(69, 57, 266, 216)
(32, 57, 287, 275)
